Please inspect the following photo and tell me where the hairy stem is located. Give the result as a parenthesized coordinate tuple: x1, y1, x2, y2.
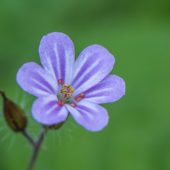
(22, 130, 35, 147)
(0, 90, 47, 170)
(0, 90, 6, 100)
(27, 127, 47, 170)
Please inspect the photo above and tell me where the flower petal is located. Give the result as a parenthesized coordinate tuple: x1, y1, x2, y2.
(72, 45, 115, 96)
(17, 62, 57, 97)
(66, 100, 109, 131)
(32, 95, 68, 125)
(39, 32, 75, 84)
(84, 75, 125, 104)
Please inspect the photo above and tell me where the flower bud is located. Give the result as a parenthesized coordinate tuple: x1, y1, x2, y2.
(0, 91, 27, 132)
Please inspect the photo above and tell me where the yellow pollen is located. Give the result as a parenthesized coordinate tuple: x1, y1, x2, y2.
(60, 84, 74, 99)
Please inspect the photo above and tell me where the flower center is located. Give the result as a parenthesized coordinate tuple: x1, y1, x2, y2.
(57, 80, 85, 107)
(60, 84, 74, 99)
(57, 84, 74, 104)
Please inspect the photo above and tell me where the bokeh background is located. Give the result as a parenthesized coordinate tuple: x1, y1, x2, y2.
(0, 0, 170, 170)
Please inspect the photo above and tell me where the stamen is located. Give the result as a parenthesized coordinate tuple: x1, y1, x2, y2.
(75, 93, 85, 102)
(58, 79, 64, 85)
(58, 100, 64, 106)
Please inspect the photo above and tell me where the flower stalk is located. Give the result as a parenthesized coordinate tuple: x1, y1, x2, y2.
(0, 90, 48, 170)
(22, 130, 36, 147)
(27, 127, 47, 170)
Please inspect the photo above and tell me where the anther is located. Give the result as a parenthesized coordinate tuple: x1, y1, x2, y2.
(58, 79, 64, 85)
(58, 100, 64, 106)
(75, 93, 85, 102)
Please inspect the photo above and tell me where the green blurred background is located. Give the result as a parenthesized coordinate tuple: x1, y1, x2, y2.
(0, 0, 170, 170)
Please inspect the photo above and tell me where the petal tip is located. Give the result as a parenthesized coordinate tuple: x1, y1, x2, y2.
(87, 113, 109, 132)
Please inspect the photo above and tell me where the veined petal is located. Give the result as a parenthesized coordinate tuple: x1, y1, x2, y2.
(39, 32, 75, 84)
(32, 95, 68, 125)
(84, 75, 125, 104)
(17, 62, 57, 97)
(72, 45, 115, 96)
(66, 100, 109, 132)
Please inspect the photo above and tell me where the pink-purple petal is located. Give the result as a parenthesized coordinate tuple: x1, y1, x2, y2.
(66, 100, 109, 132)
(39, 32, 75, 84)
(84, 75, 125, 104)
(72, 45, 115, 96)
(32, 95, 68, 125)
(17, 62, 57, 97)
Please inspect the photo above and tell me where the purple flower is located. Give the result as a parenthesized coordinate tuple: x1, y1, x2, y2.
(17, 32, 125, 132)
